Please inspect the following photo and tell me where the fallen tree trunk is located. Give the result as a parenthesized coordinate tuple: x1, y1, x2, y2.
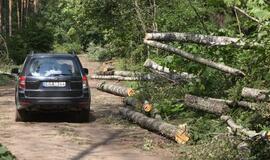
(96, 70, 143, 77)
(97, 82, 135, 97)
(144, 59, 196, 82)
(145, 32, 241, 46)
(91, 75, 155, 81)
(241, 87, 270, 102)
(95, 70, 115, 75)
(0, 71, 16, 78)
(184, 94, 229, 115)
(114, 71, 143, 77)
(144, 40, 245, 77)
(119, 106, 189, 144)
(208, 98, 258, 111)
(221, 115, 269, 140)
(123, 97, 162, 120)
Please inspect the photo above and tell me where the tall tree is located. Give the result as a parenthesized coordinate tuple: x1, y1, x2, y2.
(0, 0, 2, 33)
(8, 0, 12, 36)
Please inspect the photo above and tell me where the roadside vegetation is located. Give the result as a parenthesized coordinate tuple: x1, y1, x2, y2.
(0, 0, 270, 159)
(0, 144, 15, 160)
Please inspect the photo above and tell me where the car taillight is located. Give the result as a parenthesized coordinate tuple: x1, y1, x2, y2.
(82, 75, 88, 89)
(19, 76, 26, 89)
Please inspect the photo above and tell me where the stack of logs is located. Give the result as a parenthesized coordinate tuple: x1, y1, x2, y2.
(97, 81, 190, 144)
(95, 32, 270, 144)
(184, 90, 270, 141)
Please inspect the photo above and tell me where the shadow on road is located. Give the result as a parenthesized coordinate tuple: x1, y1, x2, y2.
(70, 130, 122, 160)
(24, 111, 96, 123)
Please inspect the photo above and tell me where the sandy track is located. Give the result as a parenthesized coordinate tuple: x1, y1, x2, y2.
(0, 55, 174, 160)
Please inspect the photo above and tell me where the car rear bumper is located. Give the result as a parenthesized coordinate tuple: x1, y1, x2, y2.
(18, 97, 90, 111)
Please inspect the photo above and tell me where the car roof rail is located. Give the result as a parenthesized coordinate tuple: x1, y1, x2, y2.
(30, 51, 35, 56)
(68, 50, 76, 55)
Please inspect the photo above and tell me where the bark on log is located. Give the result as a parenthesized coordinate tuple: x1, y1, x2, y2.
(91, 74, 155, 81)
(241, 87, 270, 102)
(123, 97, 162, 120)
(184, 94, 229, 115)
(144, 40, 245, 77)
(114, 71, 143, 77)
(144, 59, 196, 82)
(208, 98, 258, 111)
(145, 32, 241, 46)
(95, 70, 115, 75)
(97, 82, 135, 97)
(119, 106, 189, 144)
(0, 71, 16, 78)
(96, 70, 143, 77)
(221, 115, 269, 140)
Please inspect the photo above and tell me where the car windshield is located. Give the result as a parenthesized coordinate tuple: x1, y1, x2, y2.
(27, 57, 80, 77)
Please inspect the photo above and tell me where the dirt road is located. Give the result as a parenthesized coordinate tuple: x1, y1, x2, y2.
(0, 55, 174, 160)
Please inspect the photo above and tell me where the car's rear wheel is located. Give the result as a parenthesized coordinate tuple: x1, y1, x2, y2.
(74, 110, 89, 123)
(15, 109, 30, 122)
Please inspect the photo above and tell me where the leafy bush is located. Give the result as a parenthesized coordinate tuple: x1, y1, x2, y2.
(53, 42, 82, 53)
(0, 144, 15, 160)
(86, 43, 111, 61)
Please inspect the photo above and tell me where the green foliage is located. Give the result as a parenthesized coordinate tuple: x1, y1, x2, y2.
(7, 18, 54, 64)
(0, 144, 15, 160)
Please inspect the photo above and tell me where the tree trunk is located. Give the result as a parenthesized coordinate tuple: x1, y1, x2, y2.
(33, 0, 38, 13)
(91, 74, 155, 81)
(0, 0, 2, 33)
(123, 97, 162, 120)
(144, 39, 245, 77)
(145, 33, 241, 46)
(96, 70, 144, 77)
(221, 115, 269, 140)
(208, 97, 257, 111)
(97, 82, 135, 97)
(184, 94, 229, 115)
(17, 0, 20, 29)
(8, 0, 12, 36)
(144, 59, 196, 82)
(241, 87, 270, 102)
(119, 107, 189, 144)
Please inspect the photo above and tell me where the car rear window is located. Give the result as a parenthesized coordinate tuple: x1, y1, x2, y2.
(26, 57, 80, 77)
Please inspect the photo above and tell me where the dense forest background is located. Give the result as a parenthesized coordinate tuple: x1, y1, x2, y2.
(1, 0, 270, 159)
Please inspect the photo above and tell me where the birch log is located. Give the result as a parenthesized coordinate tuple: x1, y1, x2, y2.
(114, 71, 143, 77)
(97, 82, 135, 97)
(208, 98, 258, 111)
(0, 71, 16, 78)
(123, 97, 162, 120)
(221, 115, 269, 140)
(145, 33, 241, 46)
(241, 87, 270, 102)
(144, 40, 245, 77)
(96, 70, 143, 77)
(119, 107, 189, 144)
(184, 94, 229, 115)
(91, 74, 155, 81)
(144, 59, 196, 82)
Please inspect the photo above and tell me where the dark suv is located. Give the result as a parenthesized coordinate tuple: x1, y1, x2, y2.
(11, 53, 91, 122)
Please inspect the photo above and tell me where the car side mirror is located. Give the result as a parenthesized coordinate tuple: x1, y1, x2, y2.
(11, 68, 19, 75)
(83, 68, 89, 75)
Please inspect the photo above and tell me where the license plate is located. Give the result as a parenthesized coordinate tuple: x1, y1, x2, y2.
(43, 82, 66, 87)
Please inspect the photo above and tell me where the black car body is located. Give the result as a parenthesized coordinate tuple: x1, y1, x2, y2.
(11, 53, 91, 122)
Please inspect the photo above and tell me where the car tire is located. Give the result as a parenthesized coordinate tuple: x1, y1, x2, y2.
(74, 110, 89, 123)
(15, 109, 29, 122)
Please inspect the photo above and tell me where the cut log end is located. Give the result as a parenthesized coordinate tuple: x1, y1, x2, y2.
(127, 88, 136, 97)
(143, 102, 153, 112)
(175, 124, 189, 144)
